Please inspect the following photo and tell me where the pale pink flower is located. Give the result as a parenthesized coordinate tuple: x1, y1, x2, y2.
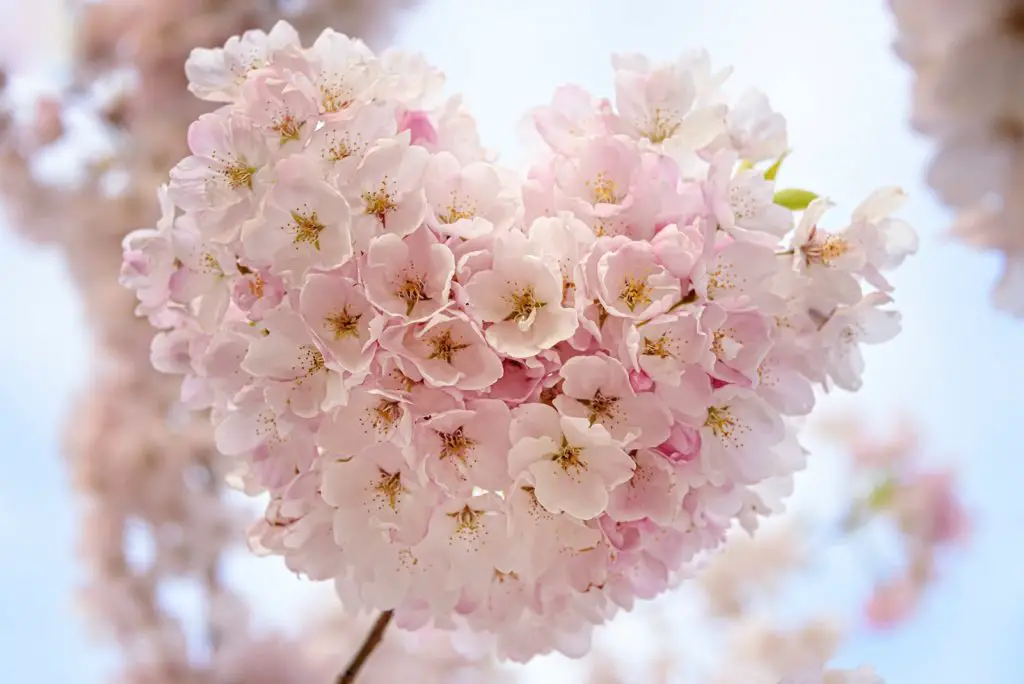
(299, 273, 383, 374)
(243, 156, 354, 276)
(344, 138, 429, 251)
(554, 355, 672, 448)
(424, 152, 516, 238)
(595, 240, 681, 320)
(700, 304, 774, 386)
(185, 20, 302, 102)
(416, 401, 513, 495)
(700, 384, 785, 484)
(304, 28, 377, 114)
(233, 266, 286, 321)
(819, 293, 903, 391)
(241, 65, 320, 148)
(463, 232, 578, 358)
(507, 404, 634, 520)
(704, 149, 792, 241)
(169, 111, 270, 237)
(241, 309, 329, 418)
(529, 84, 612, 156)
(694, 236, 780, 309)
(306, 102, 400, 179)
(605, 448, 684, 524)
(624, 312, 709, 385)
(362, 227, 455, 322)
(317, 387, 412, 455)
(610, 53, 728, 153)
(378, 311, 502, 390)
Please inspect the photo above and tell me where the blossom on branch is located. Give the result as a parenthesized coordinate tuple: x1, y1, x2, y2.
(122, 21, 917, 663)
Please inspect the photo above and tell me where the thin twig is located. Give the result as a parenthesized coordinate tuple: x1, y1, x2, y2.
(336, 610, 394, 684)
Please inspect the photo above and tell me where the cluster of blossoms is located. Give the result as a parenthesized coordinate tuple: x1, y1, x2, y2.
(889, 0, 1024, 315)
(121, 20, 916, 661)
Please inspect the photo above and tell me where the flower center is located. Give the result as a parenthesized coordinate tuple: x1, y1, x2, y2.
(291, 210, 325, 250)
(438, 192, 476, 224)
(395, 274, 431, 316)
(704, 405, 736, 439)
(324, 306, 362, 340)
(801, 227, 850, 266)
(296, 344, 325, 377)
(503, 286, 547, 324)
(589, 172, 621, 205)
(222, 160, 256, 190)
(447, 505, 483, 535)
(436, 425, 477, 464)
(370, 399, 402, 433)
(642, 108, 681, 144)
(363, 179, 398, 224)
(642, 334, 674, 359)
(426, 328, 470, 364)
(271, 114, 304, 144)
(247, 272, 265, 298)
(619, 277, 653, 312)
(578, 388, 619, 426)
(551, 436, 588, 473)
(320, 83, 353, 113)
(373, 469, 406, 512)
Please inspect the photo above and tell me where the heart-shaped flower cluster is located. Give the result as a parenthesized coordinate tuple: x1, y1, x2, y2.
(121, 20, 916, 661)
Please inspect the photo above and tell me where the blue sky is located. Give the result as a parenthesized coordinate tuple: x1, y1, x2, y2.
(3, 1, 1023, 682)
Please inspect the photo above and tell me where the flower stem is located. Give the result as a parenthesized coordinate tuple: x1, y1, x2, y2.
(336, 610, 394, 684)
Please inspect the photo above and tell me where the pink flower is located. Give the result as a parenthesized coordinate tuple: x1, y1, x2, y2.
(169, 111, 270, 236)
(317, 387, 412, 455)
(185, 20, 303, 102)
(508, 404, 634, 520)
(554, 355, 672, 448)
(463, 232, 578, 358)
(306, 102, 399, 180)
(700, 304, 773, 386)
(299, 273, 383, 374)
(595, 240, 681, 320)
(424, 152, 516, 239)
(605, 448, 684, 524)
(416, 400, 513, 495)
(240, 65, 320, 148)
(232, 265, 286, 321)
(362, 227, 455, 322)
(625, 311, 709, 385)
(344, 138, 429, 251)
(699, 384, 785, 484)
(703, 149, 791, 241)
(379, 311, 502, 391)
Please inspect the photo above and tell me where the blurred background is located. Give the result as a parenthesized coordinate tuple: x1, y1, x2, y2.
(2, 0, 1022, 682)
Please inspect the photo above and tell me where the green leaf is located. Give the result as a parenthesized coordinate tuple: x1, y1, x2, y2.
(763, 150, 790, 181)
(773, 188, 819, 211)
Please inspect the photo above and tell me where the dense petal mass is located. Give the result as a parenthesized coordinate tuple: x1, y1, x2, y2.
(123, 23, 916, 664)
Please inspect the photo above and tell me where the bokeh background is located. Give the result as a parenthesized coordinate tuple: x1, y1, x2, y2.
(2, 1, 1022, 682)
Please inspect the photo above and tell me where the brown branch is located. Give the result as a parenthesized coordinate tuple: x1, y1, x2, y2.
(336, 610, 394, 684)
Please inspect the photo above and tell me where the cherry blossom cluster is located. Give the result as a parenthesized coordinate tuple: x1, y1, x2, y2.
(122, 20, 916, 661)
(888, 0, 1024, 315)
